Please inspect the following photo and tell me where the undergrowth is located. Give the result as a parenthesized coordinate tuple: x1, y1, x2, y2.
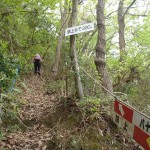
(42, 97, 136, 150)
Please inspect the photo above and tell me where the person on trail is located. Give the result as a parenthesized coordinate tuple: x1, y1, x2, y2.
(33, 54, 42, 75)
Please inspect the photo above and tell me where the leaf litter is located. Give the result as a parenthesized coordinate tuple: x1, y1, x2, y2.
(0, 76, 142, 150)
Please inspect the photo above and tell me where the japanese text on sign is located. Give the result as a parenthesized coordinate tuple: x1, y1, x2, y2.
(114, 99, 150, 150)
(113, 113, 134, 137)
(65, 22, 95, 36)
(133, 111, 150, 135)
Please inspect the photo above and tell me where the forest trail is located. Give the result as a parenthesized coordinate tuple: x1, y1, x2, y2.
(1, 75, 57, 150)
(1, 75, 140, 150)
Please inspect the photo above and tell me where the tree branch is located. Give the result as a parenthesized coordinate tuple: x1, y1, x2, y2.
(106, 31, 116, 42)
(82, 28, 97, 52)
(106, 10, 118, 18)
(123, 0, 137, 17)
(128, 13, 147, 17)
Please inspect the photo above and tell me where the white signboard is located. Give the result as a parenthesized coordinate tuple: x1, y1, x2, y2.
(65, 22, 94, 36)
(133, 111, 150, 136)
(114, 99, 150, 150)
(113, 112, 134, 137)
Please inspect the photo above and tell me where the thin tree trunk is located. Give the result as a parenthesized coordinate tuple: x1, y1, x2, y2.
(70, 0, 83, 100)
(95, 0, 113, 95)
(118, 0, 137, 60)
(51, 0, 68, 76)
(42, 45, 50, 59)
(117, 0, 137, 86)
(118, 0, 125, 61)
(82, 29, 97, 53)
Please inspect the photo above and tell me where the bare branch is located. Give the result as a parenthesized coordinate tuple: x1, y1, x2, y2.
(128, 13, 147, 17)
(106, 31, 116, 42)
(123, 0, 137, 17)
(82, 28, 97, 52)
(106, 10, 118, 18)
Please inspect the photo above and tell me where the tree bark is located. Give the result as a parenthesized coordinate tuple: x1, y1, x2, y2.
(117, 0, 137, 86)
(70, 0, 83, 100)
(118, 0, 125, 57)
(95, 0, 113, 95)
(51, 0, 68, 76)
(118, 0, 137, 60)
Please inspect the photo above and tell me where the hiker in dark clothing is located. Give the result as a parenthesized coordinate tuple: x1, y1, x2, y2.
(33, 54, 42, 75)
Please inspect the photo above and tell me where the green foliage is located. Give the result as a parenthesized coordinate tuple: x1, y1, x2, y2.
(82, 96, 101, 103)
(78, 97, 109, 123)
(0, 42, 19, 92)
(0, 0, 149, 123)
(0, 129, 5, 140)
(0, 92, 21, 126)
(46, 80, 64, 93)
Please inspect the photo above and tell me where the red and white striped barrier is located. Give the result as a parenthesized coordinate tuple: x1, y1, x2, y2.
(113, 99, 150, 150)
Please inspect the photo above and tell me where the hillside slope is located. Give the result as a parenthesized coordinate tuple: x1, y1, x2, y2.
(0, 75, 139, 150)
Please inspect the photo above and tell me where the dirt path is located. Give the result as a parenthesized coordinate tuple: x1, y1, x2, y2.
(0, 76, 140, 150)
(1, 76, 56, 150)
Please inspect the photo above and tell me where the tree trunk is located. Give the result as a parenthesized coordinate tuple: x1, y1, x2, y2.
(118, 0, 137, 58)
(82, 29, 97, 53)
(118, 0, 125, 61)
(95, 0, 113, 95)
(117, 0, 137, 86)
(51, 0, 68, 76)
(70, 0, 83, 100)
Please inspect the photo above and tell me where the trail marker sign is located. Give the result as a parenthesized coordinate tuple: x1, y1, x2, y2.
(113, 99, 150, 150)
(65, 22, 94, 36)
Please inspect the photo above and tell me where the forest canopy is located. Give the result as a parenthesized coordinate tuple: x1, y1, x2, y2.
(0, 0, 150, 114)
